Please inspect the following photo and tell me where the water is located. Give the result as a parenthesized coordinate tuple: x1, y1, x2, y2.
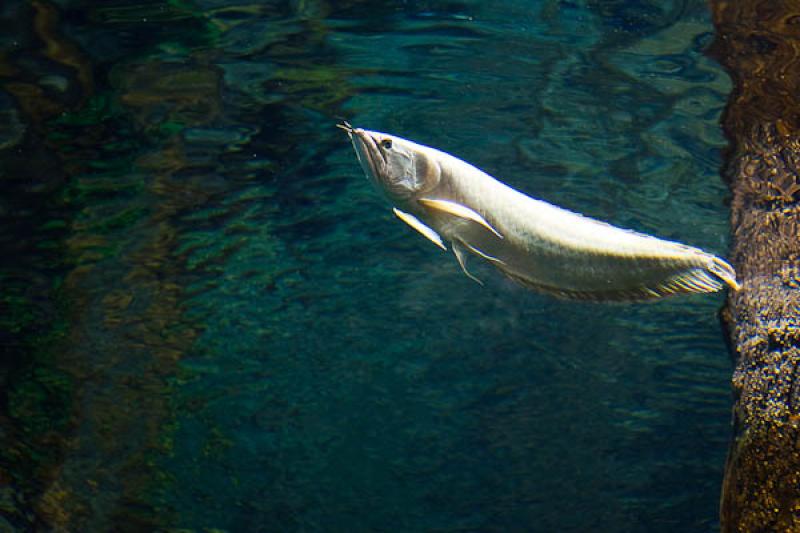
(0, 1, 733, 531)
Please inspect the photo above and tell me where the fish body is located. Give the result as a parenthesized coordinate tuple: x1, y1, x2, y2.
(340, 124, 739, 301)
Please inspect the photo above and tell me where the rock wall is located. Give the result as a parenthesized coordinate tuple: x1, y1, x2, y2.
(708, 2, 800, 530)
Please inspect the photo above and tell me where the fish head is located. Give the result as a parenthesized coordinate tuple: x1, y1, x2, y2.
(339, 124, 441, 203)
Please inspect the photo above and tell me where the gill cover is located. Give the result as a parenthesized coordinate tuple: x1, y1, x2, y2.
(380, 135, 420, 198)
(339, 124, 440, 201)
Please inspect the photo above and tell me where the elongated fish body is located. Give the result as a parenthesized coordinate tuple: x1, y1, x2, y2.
(339, 124, 739, 301)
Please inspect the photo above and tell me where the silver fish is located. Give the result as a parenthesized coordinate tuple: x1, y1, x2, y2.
(339, 123, 740, 301)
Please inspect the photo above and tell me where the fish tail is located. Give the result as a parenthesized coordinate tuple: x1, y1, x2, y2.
(706, 255, 741, 291)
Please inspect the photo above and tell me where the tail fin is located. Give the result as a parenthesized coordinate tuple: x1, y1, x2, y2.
(706, 256, 741, 291)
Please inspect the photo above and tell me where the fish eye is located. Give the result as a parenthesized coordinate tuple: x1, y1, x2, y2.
(380, 139, 393, 150)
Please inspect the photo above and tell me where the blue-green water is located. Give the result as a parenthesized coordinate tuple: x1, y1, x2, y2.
(0, 1, 733, 531)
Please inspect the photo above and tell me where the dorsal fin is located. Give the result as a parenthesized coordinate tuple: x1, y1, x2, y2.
(706, 256, 741, 291)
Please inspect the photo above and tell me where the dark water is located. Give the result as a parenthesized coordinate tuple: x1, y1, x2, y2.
(0, 1, 734, 531)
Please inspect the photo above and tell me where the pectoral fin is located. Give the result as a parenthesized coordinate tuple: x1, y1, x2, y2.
(392, 208, 446, 251)
(418, 198, 503, 239)
(452, 241, 483, 285)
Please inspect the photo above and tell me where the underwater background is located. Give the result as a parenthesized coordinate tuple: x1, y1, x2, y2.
(0, 0, 735, 531)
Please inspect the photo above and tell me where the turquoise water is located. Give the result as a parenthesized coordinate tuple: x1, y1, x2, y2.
(0, 0, 733, 531)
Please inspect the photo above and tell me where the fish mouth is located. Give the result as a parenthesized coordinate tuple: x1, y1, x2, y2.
(337, 122, 385, 180)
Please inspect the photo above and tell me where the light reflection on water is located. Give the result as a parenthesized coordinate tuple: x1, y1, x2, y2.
(0, 0, 732, 531)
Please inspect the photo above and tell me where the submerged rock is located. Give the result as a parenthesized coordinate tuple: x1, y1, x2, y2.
(709, 1, 800, 530)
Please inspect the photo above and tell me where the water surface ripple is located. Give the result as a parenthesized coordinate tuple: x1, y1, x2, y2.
(0, 0, 732, 531)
